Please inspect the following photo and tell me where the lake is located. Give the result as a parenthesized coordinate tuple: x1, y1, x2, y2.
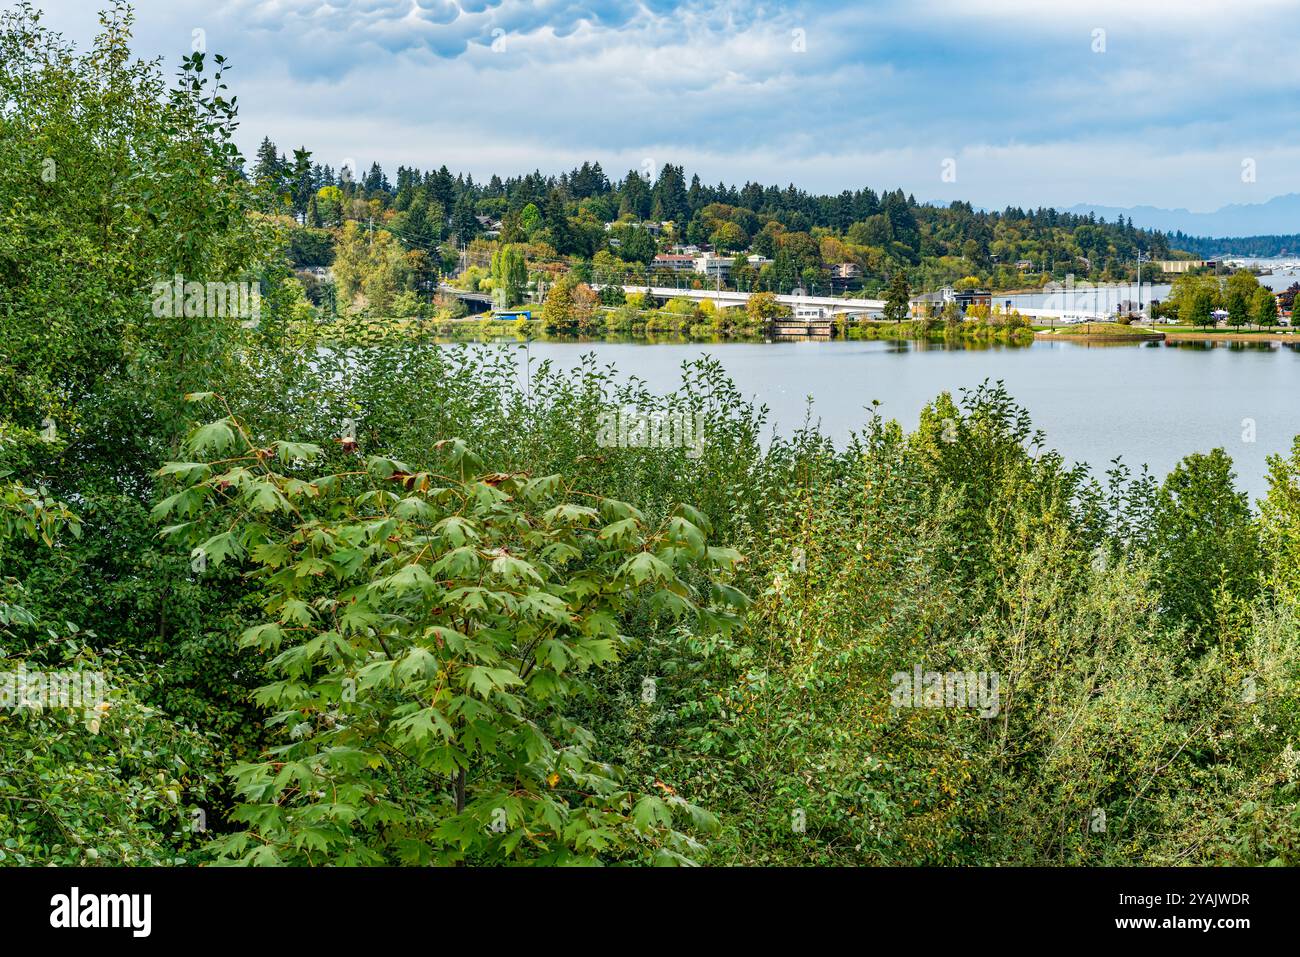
(499, 337, 1300, 501)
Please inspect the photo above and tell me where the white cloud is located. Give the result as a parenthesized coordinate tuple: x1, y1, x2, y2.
(923, 0, 1299, 26)
(31, 0, 1300, 212)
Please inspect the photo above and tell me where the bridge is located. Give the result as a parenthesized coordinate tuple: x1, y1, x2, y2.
(593, 285, 1110, 323)
(443, 281, 889, 319)
(437, 284, 494, 313)
(591, 284, 887, 317)
(443, 281, 1110, 325)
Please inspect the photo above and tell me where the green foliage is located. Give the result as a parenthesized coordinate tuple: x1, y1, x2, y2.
(0, 659, 219, 866)
(745, 291, 786, 324)
(490, 244, 528, 307)
(1224, 269, 1260, 327)
(1252, 285, 1279, 327)
(0, 1, 288, 866)
(6, 0, 1300, 871)
(0, 1, 273, 432)
(157, 403, 738, 864)
(1170, 273, 1221, 327)
(883, 271, 910, 323)
(1151, 449, 1261, 643)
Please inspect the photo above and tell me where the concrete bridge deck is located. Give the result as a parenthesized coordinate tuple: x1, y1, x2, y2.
(442, 282, 1111, 323)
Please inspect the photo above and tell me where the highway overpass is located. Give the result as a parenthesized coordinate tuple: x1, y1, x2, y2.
(591, 284, 887, 317)
(444, 282, 1110, 324)
(591, 285, 1109, 322)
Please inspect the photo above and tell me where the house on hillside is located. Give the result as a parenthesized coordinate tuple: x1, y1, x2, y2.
(829, 261, 863, 292)
(694, 255, 732, 280)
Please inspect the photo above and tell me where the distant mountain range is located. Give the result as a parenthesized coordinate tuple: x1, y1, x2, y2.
(1064, 194, 1300, 241)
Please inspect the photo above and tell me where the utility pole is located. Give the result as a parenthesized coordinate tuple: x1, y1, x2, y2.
(1136, 248, 1142, 322)
(1136, 249, 1151, 324)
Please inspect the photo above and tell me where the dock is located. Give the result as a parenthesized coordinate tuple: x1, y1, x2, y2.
(768, 317, 837, 339)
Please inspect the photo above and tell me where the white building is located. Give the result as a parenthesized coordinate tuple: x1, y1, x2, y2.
(793, 305, 827, 320)
(653, 254, 696, 273)
(694, 255, 732, 279)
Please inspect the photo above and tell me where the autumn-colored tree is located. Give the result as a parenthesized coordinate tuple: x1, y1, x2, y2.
(745, 291, 786, 325)
(331, 220, 368, 306)
(709, 221, 747, 253)
(332, 224, 413, 314)
(542, 274, 576, 331)
(572, 281, 599, 331)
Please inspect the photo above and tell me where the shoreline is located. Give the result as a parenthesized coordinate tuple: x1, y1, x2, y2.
(1035, 325, 1300, 344)
(1163, 330, 1300, 343)
(314, 315, 1300, 347)
(1034, 327, 1164, 343)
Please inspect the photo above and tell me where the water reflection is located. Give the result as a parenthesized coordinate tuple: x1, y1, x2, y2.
(470, 332, 1300, 358)
(1160, 339, 1300, 353)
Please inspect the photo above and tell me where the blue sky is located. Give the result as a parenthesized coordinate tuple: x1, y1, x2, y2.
(33, 0, 1300, 211)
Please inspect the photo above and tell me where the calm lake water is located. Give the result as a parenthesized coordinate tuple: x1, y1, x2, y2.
(499, 338, 1300, 501)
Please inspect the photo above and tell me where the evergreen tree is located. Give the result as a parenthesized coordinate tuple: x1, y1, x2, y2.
(543, 188, 572, 253)
(884, 271, 911, 324)
(252, 135, 285, 198)
(450, 193, 480, 244)
(290, 147, 314, 220)
(619, 170, 651, 220)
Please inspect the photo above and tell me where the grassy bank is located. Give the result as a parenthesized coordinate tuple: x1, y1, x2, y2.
(1035, 323, 1164, 341)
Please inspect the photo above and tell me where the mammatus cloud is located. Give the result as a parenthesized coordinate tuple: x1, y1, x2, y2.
(218, 0, 746, 62)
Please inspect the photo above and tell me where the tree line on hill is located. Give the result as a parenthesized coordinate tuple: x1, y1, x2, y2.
(1171, 232, 1300, 260)
(248, 135, 1182, 303)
